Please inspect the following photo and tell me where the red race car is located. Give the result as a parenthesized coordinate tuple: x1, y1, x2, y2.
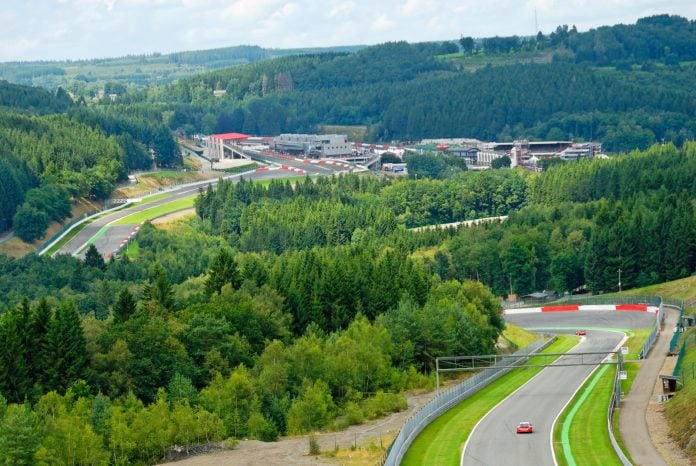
(516, 421, 533, 434)
(575, 329, 586, 336)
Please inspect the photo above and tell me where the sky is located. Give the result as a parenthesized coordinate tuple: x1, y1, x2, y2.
(0, 0, 694, 62)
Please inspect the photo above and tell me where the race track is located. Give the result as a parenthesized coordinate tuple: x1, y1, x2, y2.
(57, 160, 342, 258)
(461, 310, 656, 466)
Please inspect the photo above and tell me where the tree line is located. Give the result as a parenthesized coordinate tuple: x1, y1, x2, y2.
(0, 80, 180, 240)
(110, 16, 695, 153)
(0, 142, 694, 463)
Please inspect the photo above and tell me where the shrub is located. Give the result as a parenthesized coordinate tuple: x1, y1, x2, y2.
(362, 391, 407, 420)
(308, 435, 320, 455)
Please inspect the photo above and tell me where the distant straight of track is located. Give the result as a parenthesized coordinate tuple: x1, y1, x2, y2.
(56, 155, 354, 258)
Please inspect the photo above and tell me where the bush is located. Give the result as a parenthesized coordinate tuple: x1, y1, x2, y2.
(362, 391, 407, 420)
(344, 401, 365, 426)
(308, 435, 320, 455)
(247, 412, 278, 441)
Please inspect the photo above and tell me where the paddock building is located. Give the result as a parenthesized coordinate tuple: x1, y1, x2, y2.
(271, 134, 352, 158)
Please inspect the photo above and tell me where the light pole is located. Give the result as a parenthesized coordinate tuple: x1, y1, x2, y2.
(618, 268, 622, 292)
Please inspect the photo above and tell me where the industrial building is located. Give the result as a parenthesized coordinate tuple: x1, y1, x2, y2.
(271, 134, 352, 158)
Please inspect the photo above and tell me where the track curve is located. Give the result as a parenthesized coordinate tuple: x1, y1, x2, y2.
(461, 310, 656, 466)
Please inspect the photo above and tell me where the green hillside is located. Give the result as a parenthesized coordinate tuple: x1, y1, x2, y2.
(0, 80, 179, 239)
(128, 14, 696, 150)
(0, 13, 695, 465)
(0, 44, 365, 97)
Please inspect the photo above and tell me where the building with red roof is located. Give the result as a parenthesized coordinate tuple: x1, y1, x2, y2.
(206, 133, 250, 161)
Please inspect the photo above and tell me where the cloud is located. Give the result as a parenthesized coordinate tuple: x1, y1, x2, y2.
(372, 14, 395, 32)
(401, 0, 440, 16)
(1, 0, 695, 61)
(329, 1, 356, 17)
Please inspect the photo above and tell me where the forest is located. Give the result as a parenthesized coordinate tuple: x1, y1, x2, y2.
(2, 16, 695, 153)
(124, 15, 696, 151)
(0, 140, 695, 464)
(0, 81, 180, 239)
(0, 13, 695, 464)
(0, 44, 365, 96)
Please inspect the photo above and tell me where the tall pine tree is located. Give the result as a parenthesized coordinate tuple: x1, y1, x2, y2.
(205, 248, 241, 296)
(44, 301, 87, 393)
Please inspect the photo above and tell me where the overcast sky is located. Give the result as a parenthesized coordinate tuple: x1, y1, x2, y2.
(1, 0, 694, 62)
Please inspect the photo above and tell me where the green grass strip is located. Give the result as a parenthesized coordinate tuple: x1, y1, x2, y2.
(553, 325, 654, 466)
(110, 195, 196, 225)
(559, 364, 616, 466)
(74, 224, 110, 255)
(46, 220, 93, 256)
(132, 193, 171, 205)
(401, 335, 577, 466)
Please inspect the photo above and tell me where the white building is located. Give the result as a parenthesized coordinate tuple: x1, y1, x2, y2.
(271, 134, 352, 158)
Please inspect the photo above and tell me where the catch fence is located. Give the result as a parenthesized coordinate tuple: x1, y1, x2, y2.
(380, 336, 554, 466)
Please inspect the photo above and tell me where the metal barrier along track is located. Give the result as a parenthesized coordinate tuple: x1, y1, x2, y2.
(608, 366, 632, 466)
(381, 336, 554, 466)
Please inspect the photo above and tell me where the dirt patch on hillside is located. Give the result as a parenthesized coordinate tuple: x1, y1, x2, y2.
(160, 390, 438, 466)
(0, 198, 101, 258)
(151, 209, 196, 226)
(112, 171, 220, 199)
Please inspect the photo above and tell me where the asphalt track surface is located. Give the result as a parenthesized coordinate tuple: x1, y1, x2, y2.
(461, 311, 656, 466)
(58, 158, 346, 258)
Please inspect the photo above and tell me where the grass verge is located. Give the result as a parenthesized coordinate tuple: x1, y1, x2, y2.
(131, 193, 171, 205)
(551, 325, 653, 466)
(666, 327, 696, 460)
(121, 240, 140, 259)
(111, 196, 196, 225)
(401, 335, 578, 466)
(44, 220, 94, 256)
(502, 323, 539, 349)
(218, 163, 259, 173)
(554, 364, 622, 466)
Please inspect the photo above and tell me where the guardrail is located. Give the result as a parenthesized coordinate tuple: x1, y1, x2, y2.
(35, 209, 101, 255)
(565, 295, 662, 307)
(606, 295, 672, 465)
(381, 336, 555, 466)
(39, 169, 260, 257)
(666, 299, 685, 354)
(608, 365, 632, 466)
(673, 331, 695, 380)
(639, 300, 664, 360)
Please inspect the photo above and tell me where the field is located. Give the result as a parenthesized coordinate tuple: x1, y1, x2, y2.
(441, 50, 553, 71)
(316, 125, 369, 142)
(0, 44, 365, 95)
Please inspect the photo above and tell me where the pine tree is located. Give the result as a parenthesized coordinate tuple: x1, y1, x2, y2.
(142, 263, 174, 310)
(30, 298, 53, 390)
(205, 248, 241, 296)
(44, 301, 87, 393)
(84, 244, 106, 271)
(0, 404, 41, 464)
(0, 309, 31, 403)
(113, 287, 137, 323)
(94, 280, 112, 320)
